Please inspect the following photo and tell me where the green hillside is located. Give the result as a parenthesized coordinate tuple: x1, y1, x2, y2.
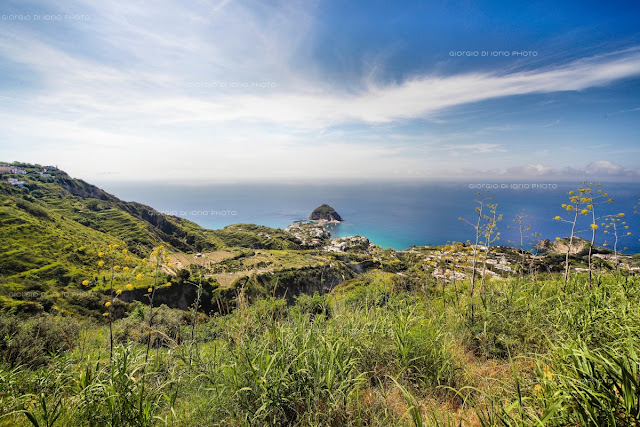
(0, 163, 311, 315)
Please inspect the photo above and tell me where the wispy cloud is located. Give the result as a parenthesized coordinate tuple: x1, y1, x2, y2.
(443, 143, 507, 153)
(471, 161, 640, 180)
(0, 0, 639, 181)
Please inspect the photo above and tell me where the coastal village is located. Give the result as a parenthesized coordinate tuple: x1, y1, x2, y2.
(266, 204, 640, 283)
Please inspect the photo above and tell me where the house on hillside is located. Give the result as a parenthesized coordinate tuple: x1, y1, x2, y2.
(6, 178, 25, 187)
(9, 167, 26, 175)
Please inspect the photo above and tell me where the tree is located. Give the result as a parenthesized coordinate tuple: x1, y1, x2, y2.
(507, 209, 539, 279)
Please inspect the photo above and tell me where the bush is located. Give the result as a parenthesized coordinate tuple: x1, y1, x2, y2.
(14, 198, 50, 219)
(115, 304, 187, 348)
(0, 314, 84, 367)
(294, 291, 332, 319)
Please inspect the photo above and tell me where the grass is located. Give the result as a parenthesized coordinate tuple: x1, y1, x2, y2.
(1, 271, 639, 426)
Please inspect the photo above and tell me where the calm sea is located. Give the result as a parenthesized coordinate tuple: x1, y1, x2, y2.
(99, 181, 640, 254)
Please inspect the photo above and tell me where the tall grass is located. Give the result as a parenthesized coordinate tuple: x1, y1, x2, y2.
(1, 271, 639, 425)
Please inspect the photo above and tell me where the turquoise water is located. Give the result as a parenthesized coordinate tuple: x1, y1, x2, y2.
(99, 181, 640, 253)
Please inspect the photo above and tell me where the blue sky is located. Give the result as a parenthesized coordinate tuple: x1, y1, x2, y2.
(1, 0, 639, 182)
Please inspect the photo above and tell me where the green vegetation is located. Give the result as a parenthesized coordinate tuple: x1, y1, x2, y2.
(1, 274, 640, 425)
(2, 164, 640, 425)
(309, 204, 343, 222)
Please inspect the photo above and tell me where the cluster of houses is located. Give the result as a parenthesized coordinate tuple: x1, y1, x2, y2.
(1, 164, 57, 187)
(326, 236, 371, 253)
(0, 164, 27, 175)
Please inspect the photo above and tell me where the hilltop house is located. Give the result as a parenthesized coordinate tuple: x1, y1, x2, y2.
(1, 167, 27, 175)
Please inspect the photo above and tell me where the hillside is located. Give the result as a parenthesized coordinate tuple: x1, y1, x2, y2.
(0, 163, 311, 314)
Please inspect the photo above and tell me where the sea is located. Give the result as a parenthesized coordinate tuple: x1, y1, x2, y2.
(99, 181, 640, 254)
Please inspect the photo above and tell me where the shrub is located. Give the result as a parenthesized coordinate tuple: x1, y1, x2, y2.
(0, 314, 84, 367)
(294, 291, 332, 319)
(115, 304, 187, 348)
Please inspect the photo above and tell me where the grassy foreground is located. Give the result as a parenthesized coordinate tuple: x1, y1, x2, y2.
(1, 271, 639, 426)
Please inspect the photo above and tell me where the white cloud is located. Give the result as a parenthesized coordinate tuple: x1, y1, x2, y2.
(443, 143, 507, 153)
(1, 1, 640, 181)
(466, 161, 640, 180)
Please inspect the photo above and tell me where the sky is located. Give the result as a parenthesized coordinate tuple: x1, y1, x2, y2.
(1, 0, 640, 183)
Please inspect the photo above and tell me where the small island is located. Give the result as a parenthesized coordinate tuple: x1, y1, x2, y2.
(309, 204, 343, 222)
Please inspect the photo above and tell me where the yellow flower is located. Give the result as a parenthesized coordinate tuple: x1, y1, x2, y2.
(102, 312, 109, 317)
(123, 266, 130, 272)
(581, 209, 589, 215)
(534, 384, 542, 392)
(113, 244, 120, 249)
(122, 249, 128, 254)
(617, 213, 625, 217)
(116, 289, 122, 295)
(136, 274, 143, 280)
(542, 366, 553, 380)
(628, 232, 632, 236)
(125, 256, 131, 262)
(166, 282, 172, 287)
(554, 216, 562, 220)
(98, 260, 105, 267)
(142, 258, 148, 263)
(148, 288, 153, 293)
(568, 191, 575, 195)
(590, 224, 598, 230)
(82, 279, 90, 286)
(125, 283, 133, 291)
(98, 252, 104, 258)
(113, 265, 121, 271)
(167, 263, 173, 269)
(105, 301, 111, 307)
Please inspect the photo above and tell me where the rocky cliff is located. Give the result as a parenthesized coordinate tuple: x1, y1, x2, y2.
(309, 204, 343, 222)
